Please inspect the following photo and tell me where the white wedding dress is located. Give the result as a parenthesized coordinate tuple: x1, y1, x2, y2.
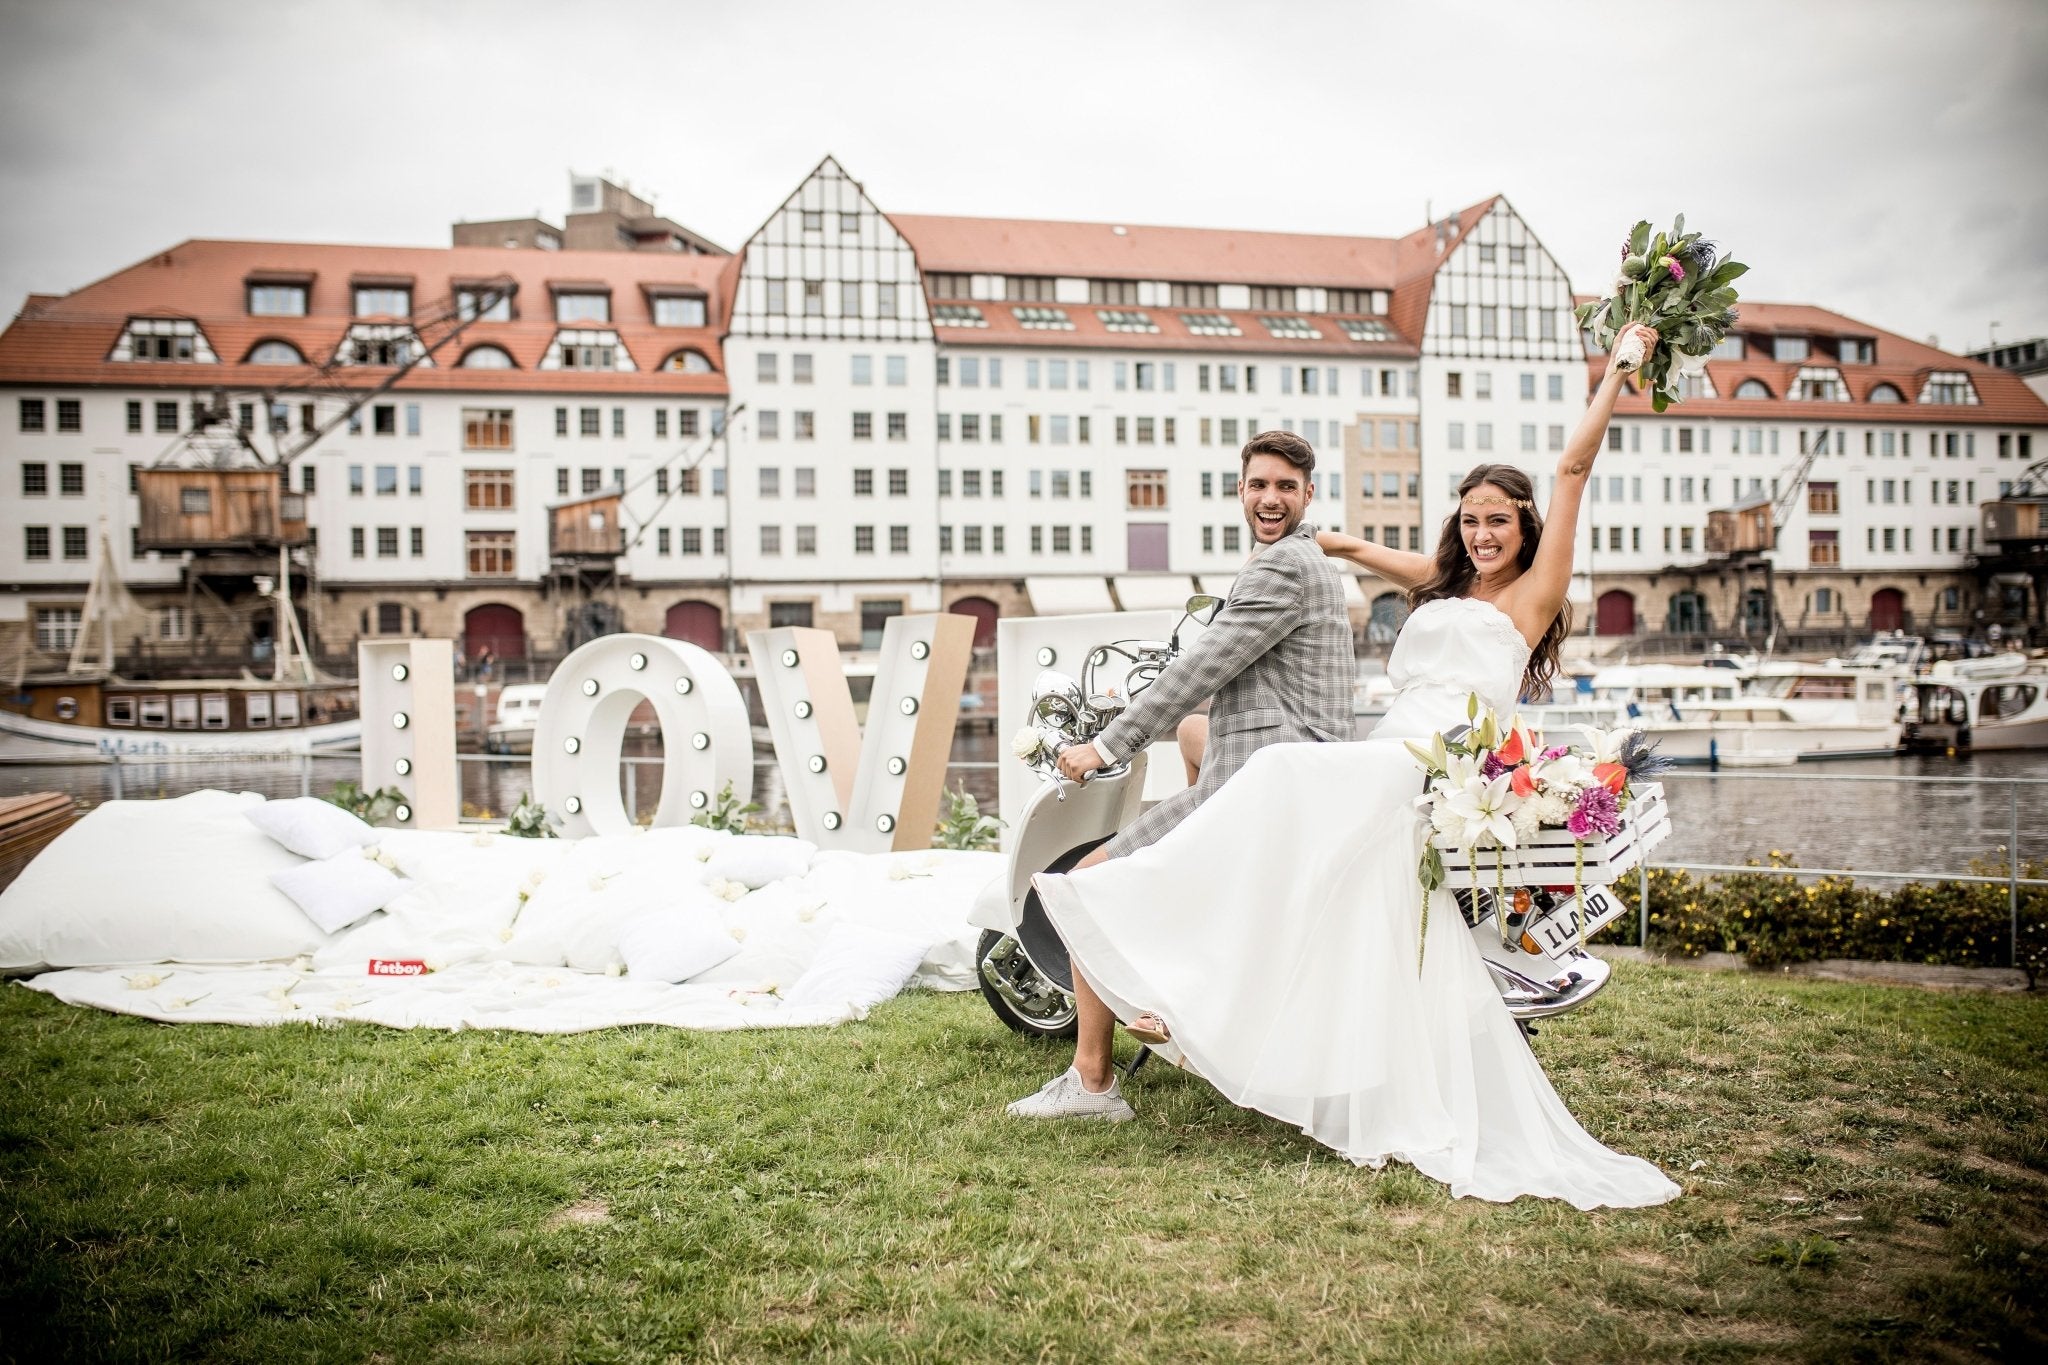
(1034, 596, 1682, 1209)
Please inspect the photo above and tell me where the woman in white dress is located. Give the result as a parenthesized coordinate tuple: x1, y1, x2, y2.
(1015, 322, 1681, 1210)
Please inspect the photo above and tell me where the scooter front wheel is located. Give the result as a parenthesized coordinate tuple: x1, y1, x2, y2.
(976, 929, 1078, 1039)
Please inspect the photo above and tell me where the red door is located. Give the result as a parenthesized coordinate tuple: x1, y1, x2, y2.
(1871, 588, 1905, 632)
(1596, 589, 1636, 637)
(463, 604, 527, 660)
(947, 596, 1000, 648)
(664, 600, 723, 651)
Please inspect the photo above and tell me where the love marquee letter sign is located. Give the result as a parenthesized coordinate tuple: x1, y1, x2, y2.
(746, 612, 975, 853)
(472, 612, 974, 847)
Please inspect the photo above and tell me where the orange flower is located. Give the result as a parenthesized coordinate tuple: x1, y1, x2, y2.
(1594, 761, 1628, 795)
(1511, 766, 1538, 798)
(1496, 727, 1527, 766)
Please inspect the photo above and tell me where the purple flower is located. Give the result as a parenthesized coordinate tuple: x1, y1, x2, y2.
(1567, 784, 1621, 839)
(1660, 254, 1685, 281)
(1540, 744, 1570, 761)
(1481, 752, 1509, 780)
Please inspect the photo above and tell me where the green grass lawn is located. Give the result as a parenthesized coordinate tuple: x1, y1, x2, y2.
(3, 964, 2043, 1364)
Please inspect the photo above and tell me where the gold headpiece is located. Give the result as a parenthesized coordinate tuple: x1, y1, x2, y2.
(1461, 494, 1533, 509)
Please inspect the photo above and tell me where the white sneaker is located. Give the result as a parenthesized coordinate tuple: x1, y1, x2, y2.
(1005, 1066, 1136, 1122)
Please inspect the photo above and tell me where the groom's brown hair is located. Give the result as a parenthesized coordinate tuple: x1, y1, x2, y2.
(1241, 429, 1315, 474)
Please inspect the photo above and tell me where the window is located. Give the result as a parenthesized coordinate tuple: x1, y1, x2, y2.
(760, 525, 781, 555)
(19, 398, 47, 431)
(612, 408, 625, 437)
(1548, 374, 1564, 402)
(21, 463, 48, 496)
(794, 467, 815, 497)
(467, 470, 517, 511)
(652, 294, 707, 327)
(248, 283, 307, 316)
(410, 527, 424, 557)
(554, 291, 610, 324)
(803, 280, 824, 316)
(33, 607, 81, 651)
(1808, 482, 1839, 514)
(466, 530, 515, 577)
(888, 468, 908, 497)
(1127, 469, 1169, 510)
(580, 408, 601, 437)
(376, 527, 399, 558)
(455, 287, 512, 323)
(353, 286, 411, 316)
(887, 412, 907, 441)
(463, 408, 513, 450)
(889, 525, 910, 554)
(853, 412, 873, 440)
(1446, 372, 1462, 398)
(55, 462, 83, 495)
(759, 467, 780, 497)
(853, 525, 875, 554)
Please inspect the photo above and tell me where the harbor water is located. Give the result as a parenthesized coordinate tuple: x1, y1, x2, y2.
(1, 738, 2042, 883)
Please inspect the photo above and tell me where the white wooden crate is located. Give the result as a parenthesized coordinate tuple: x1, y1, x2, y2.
(1433, 782, 1670, 890)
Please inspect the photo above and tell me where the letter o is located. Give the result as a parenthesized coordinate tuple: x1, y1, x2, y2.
(532, 633, 752, 837)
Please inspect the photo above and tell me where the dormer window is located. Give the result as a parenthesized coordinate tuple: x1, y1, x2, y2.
(553, 289, 611, 324)
(110, 317, 217, 364)
(1735, 378, 1773, 399)
(1771, 335, 1809, 362)
(1866, 382, 1904, 403)
(1326, 289, 1387, 314)
(931, 303, 986, 327)
(247, 340, 305, 365)
(456, 286, 513, 322)
(1837, 337, 1875, 365)
(1180, 312, 1240, 337)
(1710, 336, 1746, 360)
(1792, 366, 1848, 401)
(336, 324, 428, 367)
(651, 292, 708, 327)
(541, 328, 634, 371)
(246, 282, 307, 316)
(353, 286, 412, 317)
(1919, 371, 1980, 405)
(1339, 319, 1394, 341)
(1098, 309, 1159, 334)
(1014, 306, 1074, 331)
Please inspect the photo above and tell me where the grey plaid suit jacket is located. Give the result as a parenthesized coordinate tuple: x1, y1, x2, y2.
(1095, 522, 1353, 858)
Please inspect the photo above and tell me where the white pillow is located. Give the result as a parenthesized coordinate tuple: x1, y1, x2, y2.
(783, 921, 933, 1011)
(269, 850, 414, 935)
(617, 910, 741, 983)
(0, 789, 329, 973)
(245, 797, 376, 860)
(703, 835, 817, 889)
(499, 833, 726, 970)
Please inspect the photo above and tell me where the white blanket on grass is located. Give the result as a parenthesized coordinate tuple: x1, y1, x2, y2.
(4, 790, 998, 1033)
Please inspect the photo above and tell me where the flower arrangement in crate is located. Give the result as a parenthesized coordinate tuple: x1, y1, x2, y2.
(1408, 697, 1671, 965)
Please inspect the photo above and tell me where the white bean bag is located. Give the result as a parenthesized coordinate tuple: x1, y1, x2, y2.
(0, 790, 329, 973)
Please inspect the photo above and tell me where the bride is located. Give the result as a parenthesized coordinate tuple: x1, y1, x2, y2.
(1012, 321, 1681, 1210)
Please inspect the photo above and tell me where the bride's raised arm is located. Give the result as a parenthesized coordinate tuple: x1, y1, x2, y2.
(1316, 529, 1435, 591)
(1510, 322, 1658, 635)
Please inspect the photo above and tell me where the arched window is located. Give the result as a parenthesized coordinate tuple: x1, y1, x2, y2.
(1865, 382, 1904, 403)
(458, 344, 515, 369)
(247, 339, 304, 365)
(664, 348, 714, 374)
(1734, 378, 1772, 399)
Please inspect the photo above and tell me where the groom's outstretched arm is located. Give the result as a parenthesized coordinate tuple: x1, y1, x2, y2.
(1093, 547, 1304, 765)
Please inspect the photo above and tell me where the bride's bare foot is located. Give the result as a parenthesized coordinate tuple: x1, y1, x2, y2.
(1125, 1013, 1171, 1045)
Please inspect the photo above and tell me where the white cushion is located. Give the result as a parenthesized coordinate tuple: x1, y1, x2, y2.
(0, 789, 330, 972)
(499, 831, 728, 970)
(245, 797, 377, 860)
(270, 851, 414, 935)
(617, 911, 741, 983)
(703, 835, 817, 889)
(783, 921, 933, 1011)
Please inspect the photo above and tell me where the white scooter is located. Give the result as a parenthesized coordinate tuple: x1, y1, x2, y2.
(968, 596, 1624, 1041)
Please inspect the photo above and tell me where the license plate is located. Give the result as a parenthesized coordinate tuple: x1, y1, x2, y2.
(1525, 885, 1625, 960)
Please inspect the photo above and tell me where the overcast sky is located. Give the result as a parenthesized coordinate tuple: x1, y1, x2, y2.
(2, 0, 2042, 355)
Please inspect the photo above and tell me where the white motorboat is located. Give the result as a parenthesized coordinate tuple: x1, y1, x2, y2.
(1574, 662, 1901, 763)
(1904, 652, 2048, 751)
(485, 683, 549, 754)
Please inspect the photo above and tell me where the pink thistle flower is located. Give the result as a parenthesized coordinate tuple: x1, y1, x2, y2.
(1566, 784, 1621, 839)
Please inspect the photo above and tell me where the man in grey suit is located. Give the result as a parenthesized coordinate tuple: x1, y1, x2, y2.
(1008, 429, 1354, 1121)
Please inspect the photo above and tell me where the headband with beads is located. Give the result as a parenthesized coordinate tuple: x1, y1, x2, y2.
(1461, 494, 1533, 510)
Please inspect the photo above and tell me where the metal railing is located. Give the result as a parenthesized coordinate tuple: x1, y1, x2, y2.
(4, 753, 2039, 967)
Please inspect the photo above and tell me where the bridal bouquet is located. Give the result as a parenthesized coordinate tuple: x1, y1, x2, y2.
(1407, 697, 1667, 965)
(1573, 215, 1748, 412)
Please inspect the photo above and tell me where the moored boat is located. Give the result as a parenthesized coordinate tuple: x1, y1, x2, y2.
(1903, 652, 2048, 751)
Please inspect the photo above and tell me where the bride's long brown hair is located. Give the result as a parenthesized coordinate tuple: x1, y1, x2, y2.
(1409, 464, 1572, 700)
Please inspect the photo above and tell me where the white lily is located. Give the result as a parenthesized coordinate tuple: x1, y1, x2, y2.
(1573, 723, 1641, 765)
(1441, 770, 1522, 849)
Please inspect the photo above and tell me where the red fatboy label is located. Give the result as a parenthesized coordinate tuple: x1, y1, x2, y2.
(367, 958, 429, 977)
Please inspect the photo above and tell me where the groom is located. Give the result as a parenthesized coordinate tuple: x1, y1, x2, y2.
(1009, 428, 1354, 1120)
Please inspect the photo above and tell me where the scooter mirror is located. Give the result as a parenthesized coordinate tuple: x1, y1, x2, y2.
(1183, 594, 1223, 625)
